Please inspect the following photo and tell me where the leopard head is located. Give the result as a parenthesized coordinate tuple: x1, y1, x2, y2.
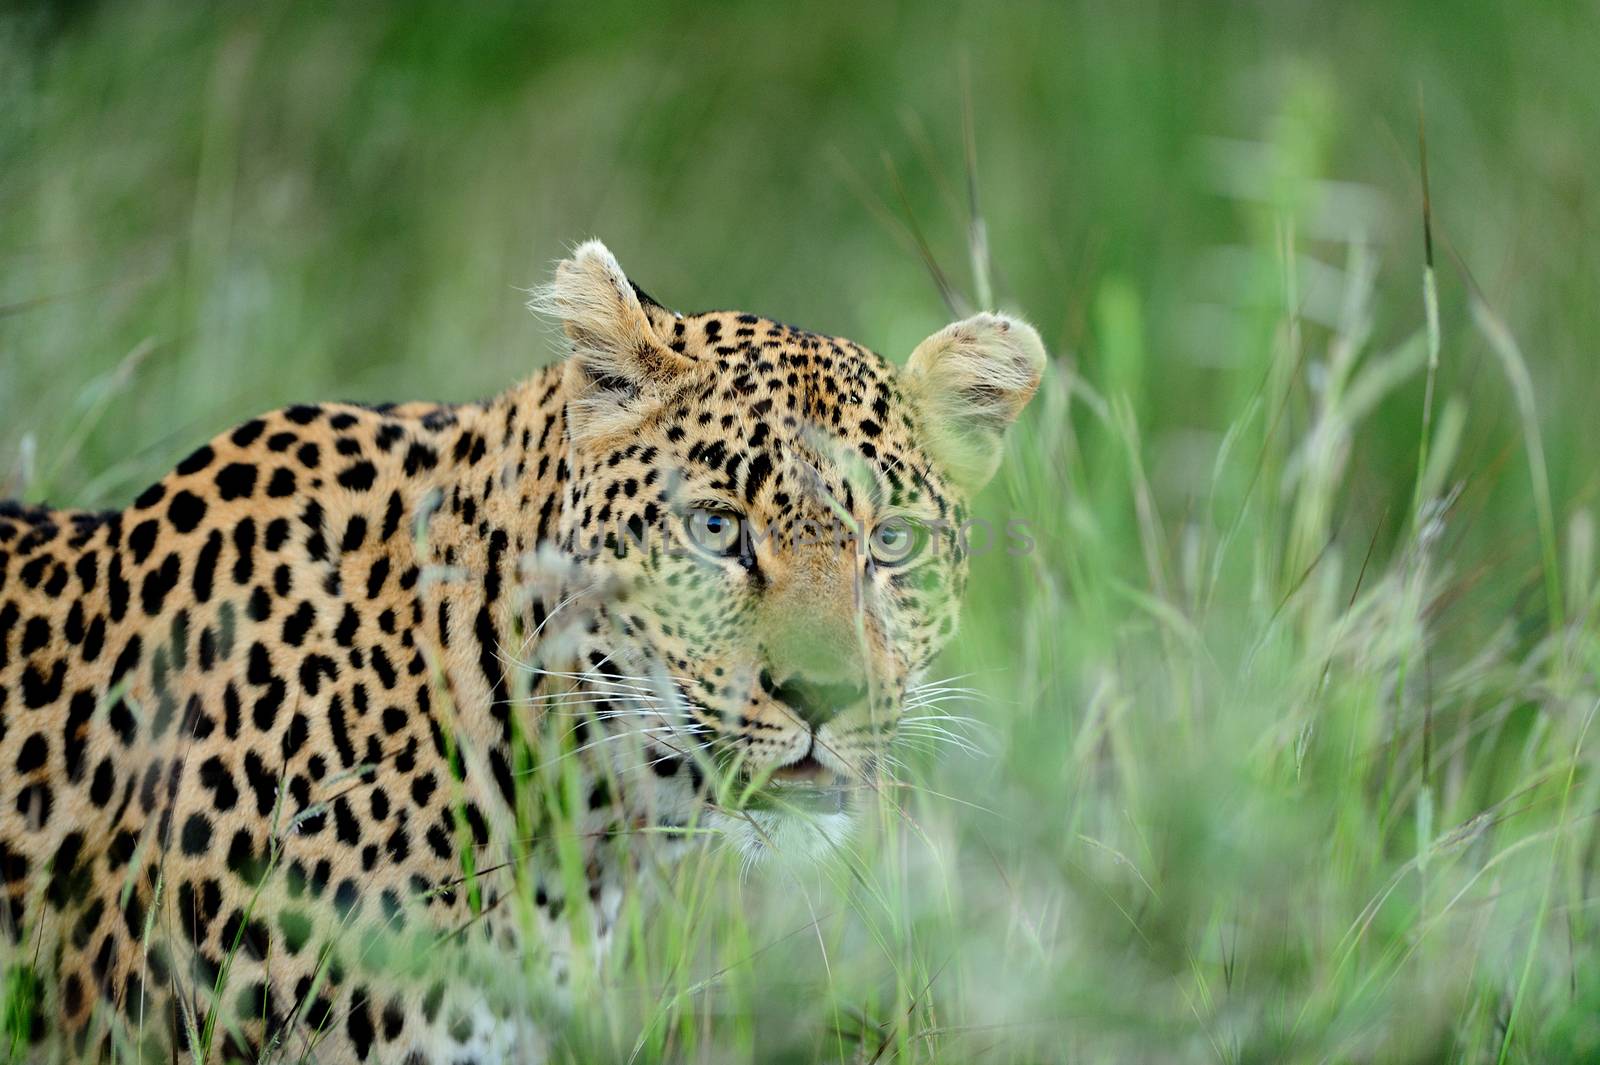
(530, 241, 1044, 859)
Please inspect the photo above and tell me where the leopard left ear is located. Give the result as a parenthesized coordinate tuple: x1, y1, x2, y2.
(529, 239, 693, 443)
(904, 312, 1047, 491)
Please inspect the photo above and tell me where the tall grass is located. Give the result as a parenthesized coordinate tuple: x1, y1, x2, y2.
(5, 3, 1600, 1062)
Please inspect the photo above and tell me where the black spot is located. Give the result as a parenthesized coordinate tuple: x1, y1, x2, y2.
(109, 557, 131, 621)
(334, 798, 361, 845)
(243, 752, 276, 815)
(340, 516, 368, 553)
(219, 909, 270, 958)
(347, 993, 376, 1060)
(192, 530, 222, 602)
(17, 557, 48, 590)
(91, 929, 115, 990)
(473, 606, 509, 721)
(133, 482, 166, 509)
(304, 997, 334, 1031)
(232, 518, 257, 584)
(128, 519, 159, 564)
(74, 551, 99, 593)
(44, 831, 84, 908)
(22, 659, 66, 709)
(234, 982, 270, 1028)
(108, 631, 141, 683)
(253, 680, 286, 732)
(63, 690, 93, 779)
(248, 641, 274, 685)
(333, 878, 360, 917)
(484, 528, 507, 602)
(335, 604, 359, 646)
(176, 445, 216, 476)
(403, 443, 438, 475)
(384, 817, 410, 863)
(198, 756, 239, 811)
(122, 890, 144, 941)
(231, 419, 266, 447)
(140, 552, 181, 616)
(425, 823, 452, 859)
(88, 759, 114, 807)
(105, 831, 136, 869)
(180, 813, 212, 856)
(421, 982, 445, 1024)
(279, 910, 312, 954)
(743, 452, 773, 502)
(226, 830, 268, 885)
(371, 647, 397, 690)
(298, 654, 336, 696)
(282, 712, 309, 758)
(20, 616, 48, 655)
(15, 733, 47, 773)
(281, 602, 315, 646)
(63, 603, 85, 647)
(266, 468, 297, 498)
(329, 694, 356, 768)
(166, 491, 206, 533)
(214, 463, 258, 501)
(82, 614, 105, 663)
(365, 558, 390, 598)
(223, 682, 242, 738)
(107, 698, 136, 747)
(337, 462, 377, 492)
(284, 404, 321, 425)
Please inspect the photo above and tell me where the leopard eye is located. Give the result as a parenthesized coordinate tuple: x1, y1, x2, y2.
(686, 508, 744, 556)
(868, 518, 923, 566)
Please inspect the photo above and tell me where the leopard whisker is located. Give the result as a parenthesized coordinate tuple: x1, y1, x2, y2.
(894, 732, 984, 758)
(522, 693, 666, 710)
(902, 690, 986, 707)
(904, 682, 986, 697)
(900, 711, 991, 735)
(522, 723, 707, 775)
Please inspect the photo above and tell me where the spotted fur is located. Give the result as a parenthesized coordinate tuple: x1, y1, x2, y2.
(0, 241, 1044, 1062)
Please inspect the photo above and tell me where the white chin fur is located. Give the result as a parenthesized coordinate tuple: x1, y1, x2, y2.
(710, 807, 858, 869)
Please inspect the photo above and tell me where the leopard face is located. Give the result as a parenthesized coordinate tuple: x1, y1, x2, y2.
(533, 243, 1046, 857)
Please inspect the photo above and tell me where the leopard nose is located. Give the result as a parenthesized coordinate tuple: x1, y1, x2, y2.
(760, 669, 867, 729)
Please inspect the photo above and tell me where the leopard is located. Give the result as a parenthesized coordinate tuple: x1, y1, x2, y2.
(0, 240, 1046, 1063)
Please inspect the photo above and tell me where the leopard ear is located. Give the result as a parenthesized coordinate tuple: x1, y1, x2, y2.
(904, 312, 1047, 491)
(529, 240, 693, 443)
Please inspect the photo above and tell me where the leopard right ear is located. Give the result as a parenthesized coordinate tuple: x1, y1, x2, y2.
(529, 240, 694, 443)
(903, 312, 1046, 490)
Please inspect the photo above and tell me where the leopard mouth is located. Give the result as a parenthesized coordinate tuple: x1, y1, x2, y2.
(749, 752, 853, 814)
(772, 752, 829, 783)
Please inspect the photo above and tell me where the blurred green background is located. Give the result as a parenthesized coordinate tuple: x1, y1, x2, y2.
(6, 1, 1600, 1062)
